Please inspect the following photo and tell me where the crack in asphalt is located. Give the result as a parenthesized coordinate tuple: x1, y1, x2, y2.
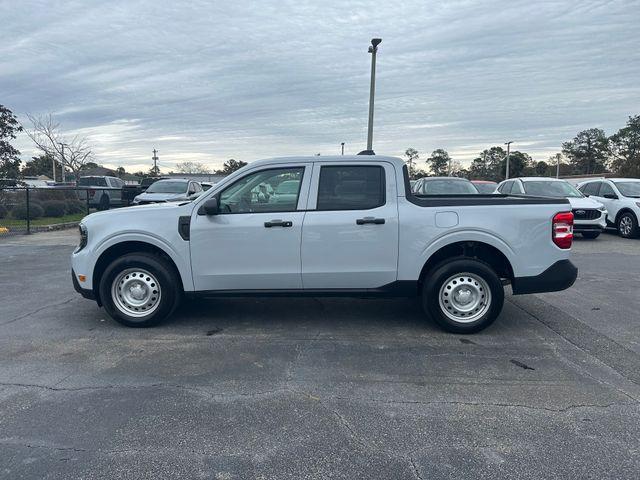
(0, 297, 78, 326)
(1, 381, 637, 413)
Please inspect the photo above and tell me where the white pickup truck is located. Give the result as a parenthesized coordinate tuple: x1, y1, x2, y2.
(71, 155, 577, 333)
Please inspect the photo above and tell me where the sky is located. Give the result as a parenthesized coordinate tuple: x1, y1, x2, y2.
(1, 0, 639, 173)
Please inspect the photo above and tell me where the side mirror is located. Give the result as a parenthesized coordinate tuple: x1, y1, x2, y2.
(603, 193, 618, 200)
(198, 197, 219, 215)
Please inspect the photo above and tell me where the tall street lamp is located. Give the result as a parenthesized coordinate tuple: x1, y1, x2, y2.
(504, 141, 513, 179)
(59, 142, 69, 183)
(341, 142, 345, 155)
(359, 38, 381, 155)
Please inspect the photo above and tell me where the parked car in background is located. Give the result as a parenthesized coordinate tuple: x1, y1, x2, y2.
(497, 177, 606, 238)
(471, 180, 498, 194)
(577, 178, 640, 238)
(122, 177, 169, 205)
(77, 176, 126, 210)
(132, 179, 203, 205)
(72, 155, 577, 333)
(412, 177, 479, 194)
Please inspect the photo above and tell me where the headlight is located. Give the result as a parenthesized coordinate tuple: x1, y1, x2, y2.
(598, 205, 606, 211)
(636, 202, 640, 209)
(133, 196, 140, 203)
(75, 223, 88, 253)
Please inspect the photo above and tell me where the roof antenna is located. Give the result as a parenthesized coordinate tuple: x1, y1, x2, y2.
(358, 38, 381, 156)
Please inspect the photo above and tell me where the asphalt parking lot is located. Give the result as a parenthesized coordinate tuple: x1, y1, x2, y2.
(1, 230, 639, 479)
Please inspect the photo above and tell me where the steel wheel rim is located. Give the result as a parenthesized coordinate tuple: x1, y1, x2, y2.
(111, 268, 161, 318)
(620, 216, 632, 236)
(438, 272, 491, 323)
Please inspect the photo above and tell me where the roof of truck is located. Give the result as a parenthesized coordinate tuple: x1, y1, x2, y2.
(249, 155, 405, 168)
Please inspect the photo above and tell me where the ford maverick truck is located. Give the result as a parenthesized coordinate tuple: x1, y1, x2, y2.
(71, 155, 577, 333)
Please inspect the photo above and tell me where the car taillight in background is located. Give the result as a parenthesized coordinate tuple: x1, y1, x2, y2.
(552, 212, 573, 249)
(89, 189, 95, 198)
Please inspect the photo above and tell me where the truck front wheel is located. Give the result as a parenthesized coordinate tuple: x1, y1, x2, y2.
(422, 258, 504, 333)
(99, 252, 180, 327)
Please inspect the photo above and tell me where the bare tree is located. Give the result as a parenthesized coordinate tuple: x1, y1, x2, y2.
(25, 114, 93, 181)
(176, 161, 211, 174)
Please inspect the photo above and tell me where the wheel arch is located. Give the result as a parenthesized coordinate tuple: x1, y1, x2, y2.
(92, 240, 185, 305)
(615, 208, 638, 224)
(418, 240, 515, 290)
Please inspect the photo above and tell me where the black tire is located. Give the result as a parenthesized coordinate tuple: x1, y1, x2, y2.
(98, 194, 110, 211)
(422, 258, 504, 334)
(581, 231, 601, 239)
(99, 252, 181, 327)
(617, 212, 639, 239)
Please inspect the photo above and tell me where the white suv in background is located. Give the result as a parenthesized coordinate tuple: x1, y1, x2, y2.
(577, 178, 640, 238)
(496, 177, 607, 239)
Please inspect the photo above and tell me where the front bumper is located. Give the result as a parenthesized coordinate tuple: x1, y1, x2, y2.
(511, 260, 578, 295)
(72, 269, 96, 301)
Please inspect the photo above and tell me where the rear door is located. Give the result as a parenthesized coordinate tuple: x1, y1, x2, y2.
(301, 162, 399, 289)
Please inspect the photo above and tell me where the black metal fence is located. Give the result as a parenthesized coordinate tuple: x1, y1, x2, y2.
(0, 187, 124, 236)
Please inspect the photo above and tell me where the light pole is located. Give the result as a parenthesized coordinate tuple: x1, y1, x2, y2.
(341, 142, 345, 155)
(59, 142, 69, 183)
(504, 141, 513, 179)
(555, 153, 561, 178)
(360, 38, 381, 155)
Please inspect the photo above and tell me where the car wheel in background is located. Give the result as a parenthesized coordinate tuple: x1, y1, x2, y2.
(99, 252, 181, 327)
(617, 212, 639, 239)
(422, 258, 504, 334)
(581, 231, 601, 239)
(98, 194, 110, 211)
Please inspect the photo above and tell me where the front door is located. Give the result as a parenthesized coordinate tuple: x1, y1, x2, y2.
(190, 165, 310, 291)
(301, 162, 399, 289)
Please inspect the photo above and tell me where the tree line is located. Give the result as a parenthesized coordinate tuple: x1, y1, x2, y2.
(0, 105, 247, 181)
(406, 114, 640, 181)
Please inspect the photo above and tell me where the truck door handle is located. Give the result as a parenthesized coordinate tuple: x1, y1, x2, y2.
(356, 217, 385, 225)
(264, 220, 293, 228)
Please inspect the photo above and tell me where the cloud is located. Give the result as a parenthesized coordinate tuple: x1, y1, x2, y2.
(2, 0, 639, 171)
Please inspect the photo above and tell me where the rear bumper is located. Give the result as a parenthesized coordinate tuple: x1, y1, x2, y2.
(573, 224, 603, 232)
(511, 260, 577, 295)
(72, 269, 96, 301)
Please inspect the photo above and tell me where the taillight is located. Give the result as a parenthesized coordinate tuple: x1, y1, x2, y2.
(552, 212, 573, 249)
(89, 189, 95, 198)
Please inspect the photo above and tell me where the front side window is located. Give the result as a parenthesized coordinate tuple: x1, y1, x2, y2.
(498, 180, 513, 194)
(581, 182, 601, 196)
(599, 182, 616, 197)
(219, 167, 304, 213)
(317, 165, 385, 211)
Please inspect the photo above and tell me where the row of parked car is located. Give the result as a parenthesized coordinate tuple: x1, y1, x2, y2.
(410, 176, 640, 239)
(74, 176, 216, 210)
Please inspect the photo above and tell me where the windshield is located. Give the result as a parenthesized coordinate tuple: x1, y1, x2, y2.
(615, 182, 640, 197)
(146, 181, 187, 194)
(420, 179, 478, 194)
(473, 183, 497, 194)
(523, 181, 582, 198)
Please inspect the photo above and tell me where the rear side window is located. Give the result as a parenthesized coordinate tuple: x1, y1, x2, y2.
(317, 165, 385, 211)
(599, 182, 615, 197)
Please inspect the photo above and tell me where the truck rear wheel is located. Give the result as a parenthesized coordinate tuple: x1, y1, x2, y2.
(422, 258, 504, 333)
(99, 252, 180, 327)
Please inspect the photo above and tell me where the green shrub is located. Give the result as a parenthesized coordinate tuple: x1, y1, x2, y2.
(65, 200, 86, 214)
(0, 205, 7, 219)
(43, 200, 67, 217)
(11, 202, 44, 220)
